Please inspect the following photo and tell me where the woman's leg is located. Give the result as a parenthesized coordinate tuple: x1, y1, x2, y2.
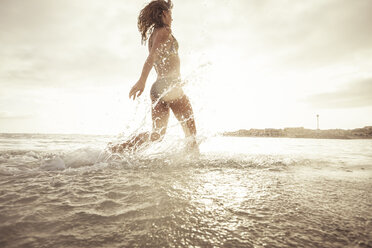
(109, 99, 170, 153)
(169, 95, 198, 152)
(150, 98, 170, 141)
(109, 132, 150, 153)
(169, 95, 197, 138)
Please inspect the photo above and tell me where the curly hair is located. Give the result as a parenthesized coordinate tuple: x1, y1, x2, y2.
(137, 0, 173, 45)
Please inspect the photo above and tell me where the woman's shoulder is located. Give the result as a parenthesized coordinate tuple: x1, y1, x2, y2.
(153, 26, 171, 38)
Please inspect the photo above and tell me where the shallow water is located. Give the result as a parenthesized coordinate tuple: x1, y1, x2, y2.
(0, 134, 371, 247)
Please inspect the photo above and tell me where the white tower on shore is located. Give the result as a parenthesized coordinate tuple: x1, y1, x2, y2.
(317, 114, 319, 130)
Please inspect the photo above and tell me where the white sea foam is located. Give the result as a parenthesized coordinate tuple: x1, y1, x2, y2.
(0, 134, 371, 179)
(40, 156, 65, 171)
(0, 133, 371, 247)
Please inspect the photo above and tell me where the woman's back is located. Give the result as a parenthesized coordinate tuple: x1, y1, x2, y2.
(149, 27, 180, 79)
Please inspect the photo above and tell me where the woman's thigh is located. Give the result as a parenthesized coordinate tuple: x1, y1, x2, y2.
(151, 99, 170, 137)
(169, 95, 196, 136)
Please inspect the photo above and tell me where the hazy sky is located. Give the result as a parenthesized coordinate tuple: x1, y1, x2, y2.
(1, 0, 372, 134)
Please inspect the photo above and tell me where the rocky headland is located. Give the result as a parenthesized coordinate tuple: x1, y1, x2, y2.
(223, 126, 372, 139)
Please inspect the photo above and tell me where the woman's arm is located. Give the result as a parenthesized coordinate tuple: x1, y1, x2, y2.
(129, 28, 169, 100)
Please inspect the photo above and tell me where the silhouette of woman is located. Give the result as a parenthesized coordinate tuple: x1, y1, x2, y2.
(110, 0, 198, 153)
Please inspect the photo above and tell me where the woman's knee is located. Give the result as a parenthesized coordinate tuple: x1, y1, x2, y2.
(150, 131, 165, 141)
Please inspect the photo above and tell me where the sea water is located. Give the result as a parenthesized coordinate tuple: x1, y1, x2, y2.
(0, 133, 371, 247)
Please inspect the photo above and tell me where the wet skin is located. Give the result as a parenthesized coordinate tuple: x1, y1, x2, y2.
(111, 10, 198, 153)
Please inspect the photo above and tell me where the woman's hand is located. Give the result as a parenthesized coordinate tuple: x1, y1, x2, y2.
(129, 80, 145, 100)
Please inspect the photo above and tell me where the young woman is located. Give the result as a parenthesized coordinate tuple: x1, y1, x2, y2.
(110, 0, 198, 153)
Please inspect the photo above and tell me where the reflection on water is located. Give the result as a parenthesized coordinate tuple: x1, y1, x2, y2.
(0, 134, 371, 247)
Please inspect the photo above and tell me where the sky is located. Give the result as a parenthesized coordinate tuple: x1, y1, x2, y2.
(1, 0, 372, 135)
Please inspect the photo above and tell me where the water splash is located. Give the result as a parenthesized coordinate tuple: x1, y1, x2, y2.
(106, 60, 214, 156)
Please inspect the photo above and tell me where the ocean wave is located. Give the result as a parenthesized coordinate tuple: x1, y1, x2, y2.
(0, 147, 325, 176)
(1, 134, 371, 177)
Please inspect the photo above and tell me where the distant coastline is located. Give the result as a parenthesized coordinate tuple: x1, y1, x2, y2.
(223, 126, 372, 139)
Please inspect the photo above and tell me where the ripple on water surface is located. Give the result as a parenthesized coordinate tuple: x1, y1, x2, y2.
(0, 136, 371, 247)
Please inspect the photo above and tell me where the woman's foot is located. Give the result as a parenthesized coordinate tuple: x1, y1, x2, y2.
(185, 137, 200, 157)
(108, 132, 150, 153)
